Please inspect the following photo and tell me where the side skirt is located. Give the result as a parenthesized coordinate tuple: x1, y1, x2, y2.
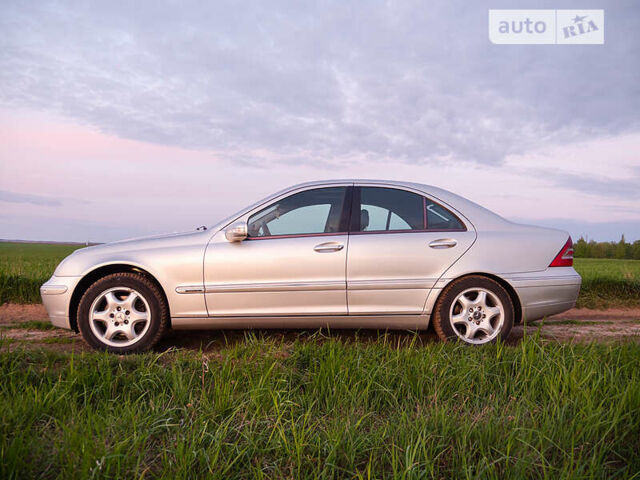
(170, 314, 431, 331)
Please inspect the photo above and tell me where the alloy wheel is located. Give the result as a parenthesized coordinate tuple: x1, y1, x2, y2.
(89, 287, 151, 348)
(449, 287, 505, 344)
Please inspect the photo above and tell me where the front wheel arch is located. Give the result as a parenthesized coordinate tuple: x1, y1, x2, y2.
(431, 272, 522, 325)
(69, 264, 170, 332)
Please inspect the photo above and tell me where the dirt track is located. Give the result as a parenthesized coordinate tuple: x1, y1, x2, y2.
(1, 303, 639, 352)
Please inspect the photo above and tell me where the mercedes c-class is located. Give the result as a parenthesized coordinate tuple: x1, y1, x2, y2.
(41, 180, 581, 352)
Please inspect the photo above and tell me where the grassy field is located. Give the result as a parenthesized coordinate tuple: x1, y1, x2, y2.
(570, 258, 640, 308)
(1, 335, 639, 479)
(0, 242, 83, 304)
(1, 241, 639, 308)
(2, 243, 639, 478)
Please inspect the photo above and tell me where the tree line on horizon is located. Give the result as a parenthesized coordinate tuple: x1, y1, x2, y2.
(574, 235, 640, 260)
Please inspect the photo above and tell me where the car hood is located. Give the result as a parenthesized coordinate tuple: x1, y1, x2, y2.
(54, 230, 211, 276)
(102, 230, 207, 248)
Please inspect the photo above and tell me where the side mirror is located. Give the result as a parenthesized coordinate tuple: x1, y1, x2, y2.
(225, 221, 248, 242)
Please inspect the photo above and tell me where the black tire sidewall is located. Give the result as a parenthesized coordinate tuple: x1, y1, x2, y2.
(434, 276, 514, 344)
(77, 273, 165, 353)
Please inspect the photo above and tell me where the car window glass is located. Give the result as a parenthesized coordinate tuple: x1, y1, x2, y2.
(358, 187, 424, 232)
(362, 205, 389, 231)
(248, 187, 347, 237)
(389, 212, 410, 230)
(426, 201, 464, 230)
(268, 204, 331, 235)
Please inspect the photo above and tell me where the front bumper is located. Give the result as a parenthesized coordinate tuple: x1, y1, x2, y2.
(40, 275, 82, 330)
(506, 268, 582, 321)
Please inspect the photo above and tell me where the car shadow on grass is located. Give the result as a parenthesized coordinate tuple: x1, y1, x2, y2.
(3, 317, 637, 354)
(156, 326, 443, 352)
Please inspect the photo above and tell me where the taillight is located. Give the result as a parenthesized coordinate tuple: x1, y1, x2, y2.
(549, 237, 574, 267)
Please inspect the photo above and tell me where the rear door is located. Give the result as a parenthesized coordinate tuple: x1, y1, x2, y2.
(346, 186, 476, 314)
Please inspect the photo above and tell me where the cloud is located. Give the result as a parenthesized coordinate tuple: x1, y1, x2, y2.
(0, 190, 63, 206)
(529, 170, 640, 200)
(0, 0, 638, 167)
(551, 172, 640, 199)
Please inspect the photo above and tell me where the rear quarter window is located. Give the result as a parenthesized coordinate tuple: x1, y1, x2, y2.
(426, 201, 465, 230)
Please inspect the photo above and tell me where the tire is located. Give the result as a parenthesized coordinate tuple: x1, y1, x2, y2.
(432, 275, 514, 345)
(77, 272, 168, 353)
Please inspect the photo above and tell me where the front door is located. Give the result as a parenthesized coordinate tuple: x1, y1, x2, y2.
(204, 186, 351, 316)
(346, 186, 476, 314)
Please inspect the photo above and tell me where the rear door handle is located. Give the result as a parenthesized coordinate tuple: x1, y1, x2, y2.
(429, 238, 457, 249)
(314, 242, 344, 253)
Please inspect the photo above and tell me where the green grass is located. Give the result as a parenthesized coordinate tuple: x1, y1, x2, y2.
(1, 335, 639, 479)
(0, 242, 639, 308)
(0, 242, 84, 304)
(574, 258, 640, 308)
(37, 336, 77, 344)
(0, 321, 58, 331)
(531, 319, 602, 326)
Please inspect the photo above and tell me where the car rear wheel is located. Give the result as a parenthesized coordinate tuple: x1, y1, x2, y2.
(77, 272, 168, 353)
(432, 275, 514, 345)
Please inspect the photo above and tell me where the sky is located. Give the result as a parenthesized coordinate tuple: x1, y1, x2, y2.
(0, 0, 639, 243)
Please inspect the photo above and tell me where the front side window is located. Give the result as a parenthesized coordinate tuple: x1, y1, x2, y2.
(355, 187, 424, 232)
(247, 187, 347, 238)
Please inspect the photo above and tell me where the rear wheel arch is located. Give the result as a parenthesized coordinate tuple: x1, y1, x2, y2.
(69, 264, 170, 332)
(433, 272, 522, 324)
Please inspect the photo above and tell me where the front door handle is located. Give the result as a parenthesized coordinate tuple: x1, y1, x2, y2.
(314, 242, 344, 253)
(429, 238, 457, 249)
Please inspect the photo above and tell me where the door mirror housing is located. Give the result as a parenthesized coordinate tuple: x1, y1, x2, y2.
(225, 221, 248, 242)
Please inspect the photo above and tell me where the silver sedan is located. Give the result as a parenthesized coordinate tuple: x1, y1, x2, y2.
(41, 180, 581, 352)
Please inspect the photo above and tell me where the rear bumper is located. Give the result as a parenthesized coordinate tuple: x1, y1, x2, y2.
(40, 275, 82, 330)
(505, 268, 581, 321)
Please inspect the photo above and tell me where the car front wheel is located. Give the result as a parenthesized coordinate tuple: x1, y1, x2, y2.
(432, 275, 514, 345)
(77, 272, 168, 353)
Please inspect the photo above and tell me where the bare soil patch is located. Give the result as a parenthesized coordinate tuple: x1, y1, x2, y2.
(0, 303, 48, 324)
(514, 308, 640, 343)
(1, 303, 639, 352)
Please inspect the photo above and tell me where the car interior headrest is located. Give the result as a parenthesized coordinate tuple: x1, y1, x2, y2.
(360, 209, 369, 230)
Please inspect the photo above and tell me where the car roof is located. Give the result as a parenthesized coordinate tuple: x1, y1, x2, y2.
(292, 179, 509, 227)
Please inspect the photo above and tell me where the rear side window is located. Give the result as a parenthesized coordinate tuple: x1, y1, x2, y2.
(354, 187, 424, 232)
(426, 201, 465, 230)
(350, 186, 466, 233)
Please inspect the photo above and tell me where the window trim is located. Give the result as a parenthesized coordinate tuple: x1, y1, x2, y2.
(246, 231, 349, 241)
